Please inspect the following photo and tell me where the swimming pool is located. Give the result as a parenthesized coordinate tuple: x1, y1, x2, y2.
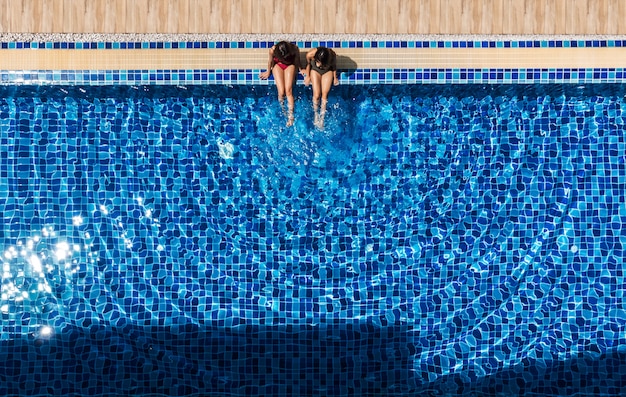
(1, 80, 625, 396)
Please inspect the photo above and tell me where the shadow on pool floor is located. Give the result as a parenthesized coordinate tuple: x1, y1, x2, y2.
(0, 323, 624, 396)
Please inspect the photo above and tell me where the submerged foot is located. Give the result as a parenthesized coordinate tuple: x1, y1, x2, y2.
(314, 114, 324, 129)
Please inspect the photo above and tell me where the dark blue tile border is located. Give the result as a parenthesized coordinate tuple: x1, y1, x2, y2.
(0, 39, 625, 50)
(0, 68, 624, 85)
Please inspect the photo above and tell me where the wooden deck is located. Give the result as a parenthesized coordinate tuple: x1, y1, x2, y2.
(0, 0, 624, 35)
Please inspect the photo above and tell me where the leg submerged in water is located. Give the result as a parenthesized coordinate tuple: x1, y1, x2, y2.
(275, 64, 297, 126)
(280, 65, 297, 127)
(313, 71, 335, 129)
(311, 77, 321, 128)
(303, 47, 339, 129)
(259, 41, 301, 127)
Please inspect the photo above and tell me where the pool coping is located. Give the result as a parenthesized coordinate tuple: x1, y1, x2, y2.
(1, 34, 626, 85)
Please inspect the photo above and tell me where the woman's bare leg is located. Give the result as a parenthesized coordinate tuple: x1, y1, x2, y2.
(317, 72, 335, 128)
(311, 71, 322, 127)
(272, 65, 286, 112)
(283, 65, 297, 126)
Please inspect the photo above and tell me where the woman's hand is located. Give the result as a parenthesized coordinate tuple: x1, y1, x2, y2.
(299, 68, 310, 86)
(259, 70, 271, 80)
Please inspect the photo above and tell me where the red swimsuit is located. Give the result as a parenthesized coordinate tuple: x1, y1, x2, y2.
(273, 55, 295, 70)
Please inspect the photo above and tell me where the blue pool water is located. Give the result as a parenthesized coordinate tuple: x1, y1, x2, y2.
(0, 83, 625, 396)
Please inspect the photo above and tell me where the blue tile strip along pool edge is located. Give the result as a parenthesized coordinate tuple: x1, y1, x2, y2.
(1, 39, 626, 85)
(2, 38, 625, 49)
(3, 68, 626, 85)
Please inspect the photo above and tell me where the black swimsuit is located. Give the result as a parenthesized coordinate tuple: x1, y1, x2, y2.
(310, 60, 333, 76)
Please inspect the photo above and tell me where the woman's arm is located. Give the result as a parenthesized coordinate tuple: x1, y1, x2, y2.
(331, 49, 339, 85)
(292, 44, 303, 70)
(303, 48, 316, 86)
(259, 46, 276, 80)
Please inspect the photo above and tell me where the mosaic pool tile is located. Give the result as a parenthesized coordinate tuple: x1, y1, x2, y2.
(1, 67, 626, 86)
(1, 83, 626, 396)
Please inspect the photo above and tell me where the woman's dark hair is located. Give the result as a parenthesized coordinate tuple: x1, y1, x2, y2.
(314, 47, 331, 67)
(275, 41, 294, 62)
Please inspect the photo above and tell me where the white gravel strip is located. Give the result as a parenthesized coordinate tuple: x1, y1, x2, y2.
(1, 33, 626, 43)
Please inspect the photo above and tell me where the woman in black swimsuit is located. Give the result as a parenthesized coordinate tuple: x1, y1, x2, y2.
(259, 41, 302, 126)
(303, 47, 339, 128)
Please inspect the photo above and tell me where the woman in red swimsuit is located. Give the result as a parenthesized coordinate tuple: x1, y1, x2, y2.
(259, 41, 302, 126)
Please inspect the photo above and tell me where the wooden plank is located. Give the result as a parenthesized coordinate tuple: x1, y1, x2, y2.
(523, 1, 545, 34)
(349, 0, 362, 33)
(567, 0, 587, 35)
(540, 0, 554, 35)
(353, 0, 373, 34)
(66, 0, 84, 34)
(618, 0, 626, 34)
(503, 0, 524, 34)
(379, 0, 399, 34)
(363, 0, 378, 34)
(36, 0, 48, 33)
(82, 0, 104, 33)
(398, 0, 414, 34)
(0, 0, 6, 32)
(150, 0, 168, 34)
(460, 0, 474, 34)
(281, 0, 295, 34)
(10, 0, 31, 33)
(111, 0, 128, 33)
(552, 0, 567, 34)
(125, 0, 147, 33)
(438, 0, 449, 33)
(251, 0, 273, 34)
(38, 0, 61, 32)
(486, 0, 504, 34)
(288, 0, 309, 34)
(403, 0, 420, 34)
(414, 0, 432, 34)
(165, 0, 188, 33)
(107, 0, 124, 33)
(441, 0, 463, 34)
(2, 0, 14, 32)
(210, 0, 223, 34)
(269, 0, 283, 34)
(338, 0, 357, 34)
(606, 0, 618, 34)
(187, 0, 198, 33)
(233, 0, 253, 34)
(91, 0, 111, 33)
(189, 0, 210, 34)
(162, 0, 175, 33)
(609, 0, 626, 34)
(313, 0, 337, 34)
(588, 0, 608, 34)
